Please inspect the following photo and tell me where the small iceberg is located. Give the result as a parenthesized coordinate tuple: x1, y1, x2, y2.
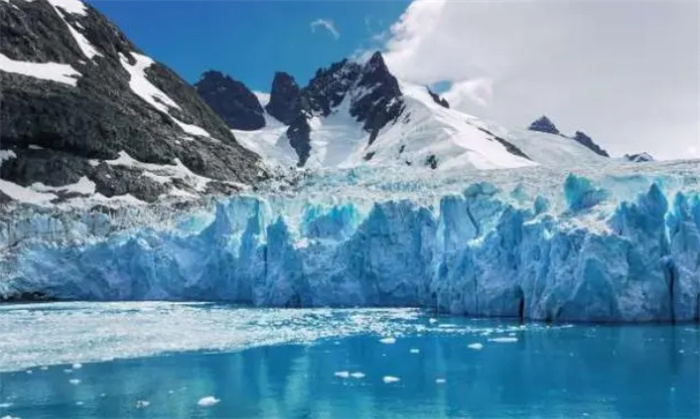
(197, 396, 220, 407)
(383, 376, 400, 383)
(489, 337, 518, 343)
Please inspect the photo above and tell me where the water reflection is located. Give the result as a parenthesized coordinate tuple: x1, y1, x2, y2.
(1, 322, 698, 419)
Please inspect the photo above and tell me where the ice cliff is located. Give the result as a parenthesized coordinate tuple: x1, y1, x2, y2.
(1, 160, 698, 322)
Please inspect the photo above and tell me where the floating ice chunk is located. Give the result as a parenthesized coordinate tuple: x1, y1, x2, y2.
(489, 337, 518, 343)
(72, 363, 82, 369)
(435, 378, 446, 384)
(508, 332, 516, 336)
(468, 343, 484, 350)
(379, 337, 396, 344)
(25, 370, 32, 374)
(69, 379, 81, 385)
(383, 376, 400, 384)
(136, 400, 150, 408)
(100, 393, 106, 398)
(197, 396, 220, 407)
(75, 401, 84, 406)
(0, 402, 12, 408)
(409, 348, 420, 354)
(350, 372, 365, 379)
(64, 369, 73, 374)
(334, 371, 350, 378)
(0, 415, 20, 419)
(429, 318, 437, 324)
(40, 366, 48, 371)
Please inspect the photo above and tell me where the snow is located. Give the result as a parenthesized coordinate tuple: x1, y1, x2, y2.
(119, 53, 212, 138)
(105, 151, 214, 193)
(46, 0, 88, 16)
(31, 177, 95, 196)
(197, 396, 220, 407)
(0, 179, 57, 205)
(254, 91, 271, 107)
(236, 79, 602, 172)
(0, 150, 16, 168)
(0, 53, 80, 86)
(46, 0, 101, 60)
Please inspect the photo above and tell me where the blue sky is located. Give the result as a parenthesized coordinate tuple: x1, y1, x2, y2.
(89, 1, 409, 91)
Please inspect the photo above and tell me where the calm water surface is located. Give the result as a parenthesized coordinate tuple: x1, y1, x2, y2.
(0, 303, 697, 419)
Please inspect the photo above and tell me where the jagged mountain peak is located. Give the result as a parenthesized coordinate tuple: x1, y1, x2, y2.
(265, 71, 301, 125)
(528, 115, 560, 135)
(573, 131, 609, 157)
(195, 70, 265, 131)
(427, 87, 450, 108)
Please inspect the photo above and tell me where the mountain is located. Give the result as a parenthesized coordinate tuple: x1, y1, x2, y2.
(625, 152, 654, 163)
(528, 116, 560, 135)
(572, 131, 609, 157)
(0, 0, 262, 206)
(195, 71, 265, 131)
(527, 116, 610, 158)
(205, 54, 609, 171)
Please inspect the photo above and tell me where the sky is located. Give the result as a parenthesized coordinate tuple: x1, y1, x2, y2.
(89, 0, 699, 160)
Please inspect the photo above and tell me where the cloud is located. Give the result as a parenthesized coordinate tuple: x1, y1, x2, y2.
(381, 0, 700, 160)
(310, 19, 340, 40)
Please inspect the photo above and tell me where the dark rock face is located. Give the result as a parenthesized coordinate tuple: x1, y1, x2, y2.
(349, 52, 404, 145)
(427, 88, 449, 108)
(251, 52, 404, 166)
(0, 0, 261, 203)
(572, 131, 609, 158)
(625, 152, 654, 163)
(195, 71, 265, 131)
(265, 72, 301, 125)
(528, 116, 560, 135)
(301, 59, 361, 116)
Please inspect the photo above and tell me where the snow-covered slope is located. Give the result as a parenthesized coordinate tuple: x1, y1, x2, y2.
(235, 77, 606, 172)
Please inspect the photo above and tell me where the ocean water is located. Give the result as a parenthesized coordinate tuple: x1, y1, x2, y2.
(0, 303, 698, 419)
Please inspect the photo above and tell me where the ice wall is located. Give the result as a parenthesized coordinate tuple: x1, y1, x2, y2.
(1, 163, 699, 322)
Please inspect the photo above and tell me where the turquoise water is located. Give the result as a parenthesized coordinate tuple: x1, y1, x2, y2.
(0, 303, 698, 418)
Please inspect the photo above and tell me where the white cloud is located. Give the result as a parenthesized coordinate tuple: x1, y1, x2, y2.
(311, 18, 340, 40)
(381, 0, 700, 160)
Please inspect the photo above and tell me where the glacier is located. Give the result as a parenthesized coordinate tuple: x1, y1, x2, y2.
(1, 159, 699, 323)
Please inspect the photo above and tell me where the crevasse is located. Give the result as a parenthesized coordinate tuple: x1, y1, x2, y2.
(1, 164, 699, 322)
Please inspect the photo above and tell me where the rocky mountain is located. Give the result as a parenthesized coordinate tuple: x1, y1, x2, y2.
(213, 53, 405, 167)
(572, 131, 609, 157)
(0, 0, 262, 207)
(209, 55, 609, 171)
(625, 152, 654, 163)
(195, 71, 265, 131)
(528, 116, 560, 135)
(527, 116, 610, 159)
